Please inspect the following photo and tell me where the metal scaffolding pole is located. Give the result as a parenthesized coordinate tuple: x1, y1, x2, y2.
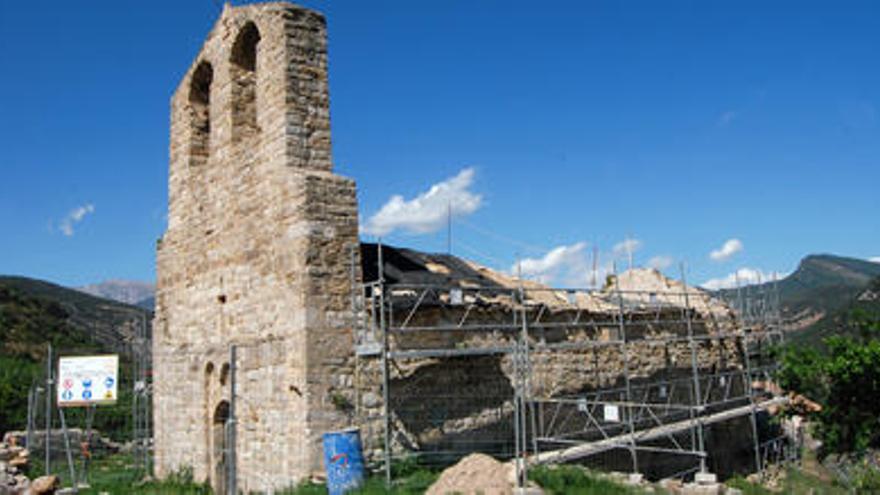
(515, 264, 530, 488)
(742, 332, 763, 474)
(613, 266, 639, 473)
(680, 264, 707, 474)
(351, 244, 361, 418)
(378, 241, 392, 486)
(736, 275, 763, 475)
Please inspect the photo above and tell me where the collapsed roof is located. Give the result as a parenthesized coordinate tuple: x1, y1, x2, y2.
(359, 243, 732, 318)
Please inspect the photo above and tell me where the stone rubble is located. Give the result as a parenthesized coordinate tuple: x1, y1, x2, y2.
(28, 476, 58, 495)
(0, 437, 31, 495)
(2, 431, 119, 457)
(426, 453, 530, 495)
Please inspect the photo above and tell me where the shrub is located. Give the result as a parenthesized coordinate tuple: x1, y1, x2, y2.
(777, 311, 880, 454)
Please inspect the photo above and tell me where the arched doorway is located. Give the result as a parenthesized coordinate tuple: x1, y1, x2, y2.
(212, 400, 230, 495)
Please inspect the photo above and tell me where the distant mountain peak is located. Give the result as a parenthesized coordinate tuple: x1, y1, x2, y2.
(795, 254, 880, 287)
(77, 280, 155, 306)
(759, 254, 880, 345)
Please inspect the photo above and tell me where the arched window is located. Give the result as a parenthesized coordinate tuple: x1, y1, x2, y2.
(211, 400, 230, 494)
(219, 362, 230, 386)
(230, 22, 260, 142)
(213, 400, 230, 424)
(189, 61, 213, 166)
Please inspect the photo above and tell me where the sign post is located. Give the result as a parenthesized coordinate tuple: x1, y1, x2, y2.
(56, 355, 119, 487)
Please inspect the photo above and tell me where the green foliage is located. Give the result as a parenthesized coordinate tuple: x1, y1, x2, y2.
(528, 465, 638, 495)
(775, 345, 824, 399)
(0, 285, 98, 358)
(782, 467, 848, 495)
(604, 275, 616, 290)
(0, 283, 99, 435)
(80, 463, 212, 495)
(725, 476, 774, 495)
(0, 356, 41, 435)
(790, 274, 880, 347)
(851, 463, 880, 492)
(277, 456, 438, 494)
(727, 467, 849, 495)
(329, 392, 354, 414)
(277, 466, 437, 494)
(0, 279, 144, 440)
(27, 453, 210, 495)
(284, 482, 327, 495)
(778, 311, 880, 454)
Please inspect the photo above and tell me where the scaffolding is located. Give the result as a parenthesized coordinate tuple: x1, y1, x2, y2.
(353, 244, 788, 487)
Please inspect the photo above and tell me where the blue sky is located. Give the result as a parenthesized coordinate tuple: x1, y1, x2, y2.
(0, 0, 878, 288)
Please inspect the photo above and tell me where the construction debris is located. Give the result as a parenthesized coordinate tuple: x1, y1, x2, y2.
(28, 475, 59, 495)
(426, 453, 525, 495)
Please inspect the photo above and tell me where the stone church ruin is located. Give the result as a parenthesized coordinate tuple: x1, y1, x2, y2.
(154, 2, 359, 491)
(153, 3, 786, 493)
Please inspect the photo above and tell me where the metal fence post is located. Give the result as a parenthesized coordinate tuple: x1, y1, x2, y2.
(45, 343, 53, 476)
(57, 407, 77, 487)
(228, 344, 238, 495)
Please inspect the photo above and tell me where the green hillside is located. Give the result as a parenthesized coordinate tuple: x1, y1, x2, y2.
(0, 276, 149, 437)
(775, 254, 880, 317)
(719, 255, 880, 346)
(793, 275, 880, 346)
(0, 275, 151, 353)
(777, 255, 880, 345)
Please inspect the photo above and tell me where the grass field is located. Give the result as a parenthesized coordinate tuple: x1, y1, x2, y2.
(27, 451, 878, 494)
(30, 453, 645, 494)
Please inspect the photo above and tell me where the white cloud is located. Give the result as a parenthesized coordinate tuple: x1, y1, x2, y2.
(717, 110, 737, 127)
(709, 238, 743, 262)
(361, 168, 482, 236)
(59, 203, 95, 237)
(613, 238, 642, 258)
(513, 242, 590, 286)
(647, 255, 674, 271)
(870, 257, 880, 264)
(510, 238, 672, 287)
(701, 267, 786, 291)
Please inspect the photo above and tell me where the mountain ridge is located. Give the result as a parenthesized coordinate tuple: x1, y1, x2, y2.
(719, 254, 880, 343)
(77, 279, 155, 306)
(0, 275, 151, 353)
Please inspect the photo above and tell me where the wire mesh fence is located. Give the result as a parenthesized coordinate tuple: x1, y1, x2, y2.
(353, 251, 791, 488)
(12, 339, 151, 490)
(16, 248, 798, 494)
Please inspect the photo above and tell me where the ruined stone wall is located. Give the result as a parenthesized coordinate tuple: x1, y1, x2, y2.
(355, 304, 746, 462)
(154, 3, 359, 492)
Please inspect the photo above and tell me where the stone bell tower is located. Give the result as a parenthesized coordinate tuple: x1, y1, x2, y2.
(153, 2, 359, 491)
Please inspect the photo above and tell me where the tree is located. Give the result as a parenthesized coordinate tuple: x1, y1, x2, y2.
(778, 311, 880, 454)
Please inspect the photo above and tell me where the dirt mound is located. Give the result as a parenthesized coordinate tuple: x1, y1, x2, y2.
(426, 453, 513, 495)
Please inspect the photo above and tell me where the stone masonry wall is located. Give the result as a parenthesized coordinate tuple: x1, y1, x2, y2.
(354, 305, 747, 462)
(154, 3, 359, 492)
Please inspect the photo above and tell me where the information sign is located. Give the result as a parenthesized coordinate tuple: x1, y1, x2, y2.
(57, 355, 119, 407)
